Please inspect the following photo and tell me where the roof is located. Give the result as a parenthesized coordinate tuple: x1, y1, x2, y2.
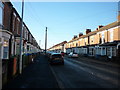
(67, 21, 120, 44)
(49, 41, 67, 49)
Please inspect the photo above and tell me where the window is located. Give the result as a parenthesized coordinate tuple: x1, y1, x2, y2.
(109, 29, 114, 42)
(3, 40, 9, 59)
(27, 45, 29, 51)
(0, 1, 4, 28)
(107, 47, 116, 57)
(112, 47, 116, 56)
(3, 47, 9, 59)
(107, 47, 111, 57)
(101, 47, 106, 55)
(89, 47, 94, 56)
(83, 48, 87, 54)
(101, 32, 105, 44)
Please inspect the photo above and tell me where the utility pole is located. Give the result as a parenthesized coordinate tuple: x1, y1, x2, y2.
(45, 27, 47, 54)
(19, 0, 24, 74)
(39, 40, 41, 47)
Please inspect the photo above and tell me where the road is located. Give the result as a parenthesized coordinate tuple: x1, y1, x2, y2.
(3, 55, 59, 88)
(50, 56, 120, 88)
(3, 55, 120, 88)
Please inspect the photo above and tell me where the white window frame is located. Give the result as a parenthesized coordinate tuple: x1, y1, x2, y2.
(101, 32, 105, 44)
(3, 39, 9, 59)
(112, 47, 116, 56)
(110, 30, 113, 42)
(89, 47, 94, 56)
(101, 47, 106, 56)
(95, 46, 99, 55)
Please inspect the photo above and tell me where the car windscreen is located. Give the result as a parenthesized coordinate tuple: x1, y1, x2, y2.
(52, 54, 62, 58)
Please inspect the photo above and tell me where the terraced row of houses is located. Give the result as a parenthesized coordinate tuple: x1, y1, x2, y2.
(0, 1, 40, 60)
(0, 1, 41, 85)
(48, 12, 120, 61)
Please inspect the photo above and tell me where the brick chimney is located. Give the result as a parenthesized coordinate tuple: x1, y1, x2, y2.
(72, 35, 77, 40)
(86, 29, 91, 34)
(78, 33, 83, 37)
(98, 25, 104, 30)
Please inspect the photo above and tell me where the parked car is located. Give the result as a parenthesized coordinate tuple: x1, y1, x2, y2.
(68, 52, 79, 58)
(49, 53, 64, 65)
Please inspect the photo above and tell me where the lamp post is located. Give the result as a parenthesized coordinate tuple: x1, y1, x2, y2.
(45, 27, 47, 54)
(19, 0, 24, 74)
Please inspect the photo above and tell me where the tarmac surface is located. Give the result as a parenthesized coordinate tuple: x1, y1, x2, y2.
(2, 55, 60, 88)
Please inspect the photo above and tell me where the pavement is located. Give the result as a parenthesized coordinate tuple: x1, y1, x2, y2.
(2, 55, 60, 89)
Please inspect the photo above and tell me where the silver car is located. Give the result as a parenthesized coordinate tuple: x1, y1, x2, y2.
(68, 52, 79, 58)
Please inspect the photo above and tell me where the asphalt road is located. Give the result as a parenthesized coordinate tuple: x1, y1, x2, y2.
(2, 55, 120, 89)
(50, 57, 120, 88)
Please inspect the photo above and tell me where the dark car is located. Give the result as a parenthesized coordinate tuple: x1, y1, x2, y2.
(49, 53, 64, 65)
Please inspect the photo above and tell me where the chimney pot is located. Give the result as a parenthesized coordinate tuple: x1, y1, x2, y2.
(78, 33, 83, 37)
(86, 29, 91, 34)
(98, 25, 104, 29)
(73, 35, 77, 40)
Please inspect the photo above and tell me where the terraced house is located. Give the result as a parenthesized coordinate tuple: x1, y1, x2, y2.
(49, 12, 120, 61)
(65, 12, 120, 60)
(48, 41, 67, 53)
(0, 1, 41, 85)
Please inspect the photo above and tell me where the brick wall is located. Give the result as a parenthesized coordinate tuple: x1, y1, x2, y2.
(3, 2, 12, 31)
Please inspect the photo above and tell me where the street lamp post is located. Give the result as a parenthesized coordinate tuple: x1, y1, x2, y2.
(19, 0, 24, 74)
(45, 27, 47, 54)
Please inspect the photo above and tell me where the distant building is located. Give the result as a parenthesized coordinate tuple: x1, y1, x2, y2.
(48, 41, 67, 53)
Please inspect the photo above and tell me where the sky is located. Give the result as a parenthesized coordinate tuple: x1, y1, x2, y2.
(11, 1, 119, 49)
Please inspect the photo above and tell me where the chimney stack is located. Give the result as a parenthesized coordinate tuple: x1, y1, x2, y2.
(98, 25, 104, 30)
(72, 35, 77, 40)
(78, 33, 83, 37)
(86, 29, 91, 34)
